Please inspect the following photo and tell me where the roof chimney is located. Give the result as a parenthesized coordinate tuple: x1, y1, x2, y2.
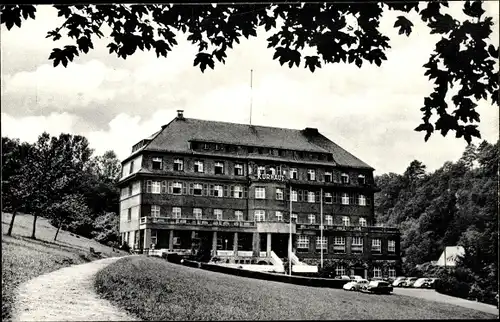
(177, 110, 185, 120)
(303, 127, 319, 136)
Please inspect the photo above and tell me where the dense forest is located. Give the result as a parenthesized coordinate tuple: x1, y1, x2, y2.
(374, 139, 498, 304)
(2, 133, 121, 246)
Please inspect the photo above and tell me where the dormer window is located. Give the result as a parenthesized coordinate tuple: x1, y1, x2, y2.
(173, 158, 183, 171)
(324, 171, 332, 182)
(215, 144, 222, 151)
(152, 157, 163, 170)
(279, 149, 286, 157)
(358, 174, 366, 185)
(203, 143, 209, 150)
(215, 162, 224, 175)
(341, 173, 350, 184)
(248, 146, 254, 153)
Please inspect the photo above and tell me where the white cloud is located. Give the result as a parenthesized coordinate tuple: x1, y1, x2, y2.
(1, 112, 77, 143)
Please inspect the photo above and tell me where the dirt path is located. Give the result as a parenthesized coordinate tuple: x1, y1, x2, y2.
(12, 256, 137, 321)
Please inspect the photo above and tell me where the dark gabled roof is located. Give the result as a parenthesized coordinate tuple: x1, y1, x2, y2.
(134, 117, 373, 170)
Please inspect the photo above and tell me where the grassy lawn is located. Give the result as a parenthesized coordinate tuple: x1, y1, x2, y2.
(95, 256, 498, 320)
(1, 212, 127, 321)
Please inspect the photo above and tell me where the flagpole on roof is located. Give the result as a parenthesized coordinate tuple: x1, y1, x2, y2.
(249, 69, 253, 126)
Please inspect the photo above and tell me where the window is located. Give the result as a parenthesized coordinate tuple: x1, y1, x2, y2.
(325, 215, 333, 225)
(235, 210, 243, 221)
(129, 160, 135, 174)
(341, 193, 349, 205)
(291, 190, 298, 202)
(203, 143, 209, 150)
(291, 213, 297, 223)
(358, 174, 366, 185)
(341, 173, 350, 184)
(342, 216, 350, 226)
(388, 268, 396, 278)
(255, 187, 266, 199)
(254, 210, 265, 222)
(127, 208, 132, 221)
(373, 267, 382, 278)
(151, 230, 157, 246)
(193, 208, 202, 219)
(308, 214, 316, 224)
(335, 265, 346, 276)
(172, 207, 181, 219)
(213, 185, 223, 197)
(146, 180, 161, 194)
(215, 161, 224, 175)
(352, 237, 363, 253)
(290, 168, 298, 179)
(276, 188, 284, 200)
(334, 236, 345, 253)
(152, 157, 163, 170)
(388, 240, 396, 253)
(234, 163, 244, 176)
(359, 217, 367, 227)
(325, 171, 332, 182)
(214, 209, 223, 220)
(257, 166, 266, 176)
(172, 182, 182, 195)
(275, 211, 283, 221)
(215, 144, 221, 151)
(307, 169, 316, 181)
(358, 194, 367, 206)
(297, 235, 309, 250)
(233, 185, 243, 198)
(128, 185, 133, 196)
(267, 167, 276, 175)
(324, 192, 333, 204)
(151, 205, 160, 217)
(194, 160, 204, 173)
(307, 191, 315, 203)
(372, 239, 382, 253)
(193, 183, 203, 196)
(174, 158, 183, 171)
(316, 236, 327, 250)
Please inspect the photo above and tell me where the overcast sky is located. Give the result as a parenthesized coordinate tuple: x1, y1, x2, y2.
(1, 3, 498, 175)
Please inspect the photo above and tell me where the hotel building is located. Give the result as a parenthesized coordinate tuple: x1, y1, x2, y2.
(118, 111, 401, 278)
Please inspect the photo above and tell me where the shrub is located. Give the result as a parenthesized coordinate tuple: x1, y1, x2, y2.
(435, 273, 471, 299)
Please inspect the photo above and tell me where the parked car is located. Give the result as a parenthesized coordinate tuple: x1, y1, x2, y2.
(335, 275, 351, 280)
(361, 280, 393, 294)
(392, 276, 407, 287)
(413, 278, 437, 288)
(350, 275, 364, 281)
(343, 279, 369, 291)
(402, 277, 419, 288)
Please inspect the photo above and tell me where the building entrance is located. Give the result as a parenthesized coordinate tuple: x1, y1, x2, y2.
(271, 233, 290, 258)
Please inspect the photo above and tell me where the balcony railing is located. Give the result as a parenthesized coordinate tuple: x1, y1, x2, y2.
(296, 223, 399, 233)
(141, 216, 256, 227)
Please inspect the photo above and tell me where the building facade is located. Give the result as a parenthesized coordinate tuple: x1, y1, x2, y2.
(118, 111, 401, 278)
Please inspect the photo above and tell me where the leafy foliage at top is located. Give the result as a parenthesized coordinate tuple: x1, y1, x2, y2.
(375, 139, 498, 304)
(1, 2, 499, 144)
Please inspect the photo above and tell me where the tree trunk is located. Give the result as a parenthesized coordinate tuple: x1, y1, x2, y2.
(54, 220, 62, 241)
(31, 214, 38, 240)
(7, 209, 17, 236)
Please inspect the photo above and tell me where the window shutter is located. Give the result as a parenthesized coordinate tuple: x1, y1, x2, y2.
(182, 182, 187, 195)
(243, 187, 248, 198)
(223, 185, 228, 197)
(230, 186, 234, 197)
(168, 181, 173, 194)
(206, 160, 212, 174)
(298, 190, 304, 202)
(161, 181, 167, 193)
(315, 191, 320, 202)
(285, 188, 290, 201)
(349, 193, 355, 205)
(209, 184, 214, 196)
(203, 183, 208, 196)
(189, 183, 194, 195)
